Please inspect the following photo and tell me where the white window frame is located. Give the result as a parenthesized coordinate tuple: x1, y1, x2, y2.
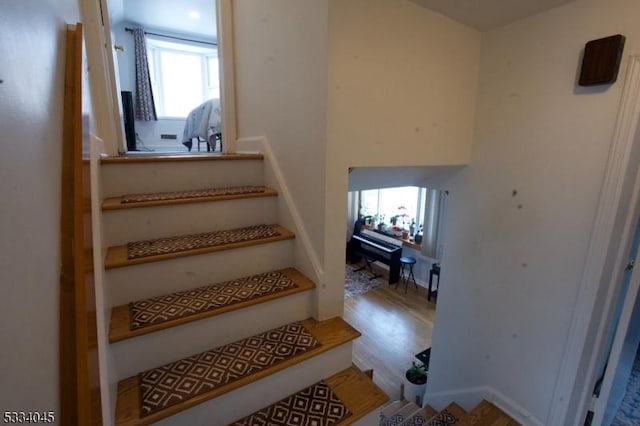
(146, 37, 219, 119)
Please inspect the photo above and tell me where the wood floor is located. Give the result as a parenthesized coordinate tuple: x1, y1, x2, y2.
(343, 263, 436, 401)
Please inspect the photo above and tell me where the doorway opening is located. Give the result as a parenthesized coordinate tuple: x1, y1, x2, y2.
(343, 167, 449, 403)
(106, 0, 223, 154)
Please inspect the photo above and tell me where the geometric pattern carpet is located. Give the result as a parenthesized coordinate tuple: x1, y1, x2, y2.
(130, 270, 299, 330)
(423, 409, 460, 426)
(127, 224, 280, 259)
(384, 413, 412, 426)
(139, 322, 320, 417)
(121, 185, 266, 204)
(229, 380, 352, 426)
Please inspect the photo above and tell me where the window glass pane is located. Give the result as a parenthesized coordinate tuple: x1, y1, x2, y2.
(207, 55, 220, 99)
(159, 50, 203, 117)
(145, 37, 218, 118)
(379, 187, 419, 227)
(360, 190, 379, 218)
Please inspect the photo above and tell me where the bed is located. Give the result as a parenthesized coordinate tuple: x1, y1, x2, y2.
(182, 98, 222, 152)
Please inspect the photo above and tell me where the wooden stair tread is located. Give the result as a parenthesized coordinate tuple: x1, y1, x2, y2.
(101, 152, 263, 164)
(457, 400, 520, 426)
(102, 186, 277, 210)
(424, 402, 467, 425)
(231, 366, 387, 426)
(109, 267, 316, 342)
(105, 224, 294, 269)
(326, 365, 389, 425)
(423, 405, 439, 420)
(445, 402, 468, 421)
(399, 404, 439, 426)
(114, 317, 360, 426)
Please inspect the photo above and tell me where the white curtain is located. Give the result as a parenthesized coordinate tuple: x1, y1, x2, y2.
(132, 28, 157, 121)
(421, 189, 446, 260)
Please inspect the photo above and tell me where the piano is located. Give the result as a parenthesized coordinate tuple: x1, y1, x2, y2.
(351, 229, 402, 284)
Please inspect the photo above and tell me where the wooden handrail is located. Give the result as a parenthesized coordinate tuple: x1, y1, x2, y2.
(60, 22, 103, 425)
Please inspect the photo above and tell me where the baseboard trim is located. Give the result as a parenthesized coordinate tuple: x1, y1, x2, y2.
(425, 386, 544, 426)
(236, 136, 324, 286)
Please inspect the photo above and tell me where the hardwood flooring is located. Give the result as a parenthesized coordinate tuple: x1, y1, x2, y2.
(343, 262, 436, 401)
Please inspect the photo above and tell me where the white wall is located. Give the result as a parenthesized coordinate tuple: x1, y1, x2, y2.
(427, 0, 640, 422)
(325, 0, 481, 318)
(0, 0, 80, 416)
(233, 0, 328, 287)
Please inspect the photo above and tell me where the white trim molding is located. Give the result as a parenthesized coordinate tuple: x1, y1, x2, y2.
(216, 0, 237, 153)
(547, 55, 640, 425)
(236, 136, 324, 285)
(425, 386, 543, 425)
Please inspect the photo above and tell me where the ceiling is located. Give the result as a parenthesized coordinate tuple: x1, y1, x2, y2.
(110, 0, 217, 40)
(108, 0, 576, 44)
(410, 0, 576, 31)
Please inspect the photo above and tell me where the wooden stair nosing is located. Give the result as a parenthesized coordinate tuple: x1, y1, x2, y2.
(422, 405, 439, 421)
(229, 365, 387, 426)
(109, 267, 315, 343)
(442, 402, 468, 423)
(327, 366, 389, 425)
(104, 224, 294, 269)
(102, 187, 278, 211)
(101, 153, 263, 164)
(456, 400, 520, 426)
(114, 317, 361, 426)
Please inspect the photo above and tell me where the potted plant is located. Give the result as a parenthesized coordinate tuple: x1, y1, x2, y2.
(404, 362, 427, 406)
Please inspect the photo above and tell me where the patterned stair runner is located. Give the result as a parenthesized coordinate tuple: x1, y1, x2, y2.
(127, 224, 280, 259)
(129, 269, 302, 330)
(115, 318, 361, 425)
(139, 321, 320, 417)
(382, 403, 421, 426)
(229, 380, 352, 426)
(121, 185, 266, 204)
(401, 406, 439, 426)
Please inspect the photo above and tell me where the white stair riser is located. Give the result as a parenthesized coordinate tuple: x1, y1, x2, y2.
(101, 160, 264, 197)
(106, 240, 294, 305)
(103, 197, 278, 246)
(152, 343, 354, 426)
(111, 291, 314, 379)
(381, 400, 404, 417)
(353, 409, 383, 426)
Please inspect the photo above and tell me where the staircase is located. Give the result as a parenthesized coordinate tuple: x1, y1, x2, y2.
(100, 153, 388, 425)
(379, 399, 520, 426)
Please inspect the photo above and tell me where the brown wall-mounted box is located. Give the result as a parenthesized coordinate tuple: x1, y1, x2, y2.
(579, 34, 625, 86)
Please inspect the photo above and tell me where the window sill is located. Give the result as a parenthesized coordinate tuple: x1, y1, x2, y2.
(363, 225, 422, 251)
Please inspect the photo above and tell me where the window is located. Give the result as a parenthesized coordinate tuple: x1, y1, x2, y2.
(360, 187, 424, 230)
(355, 186, 447, 260)
(146, 37, 219, 118)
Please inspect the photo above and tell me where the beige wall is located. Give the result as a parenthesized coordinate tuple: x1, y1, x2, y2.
(323, 0, 482, 318)
(427, 0, 640, 422)
(328, 0, 481, 167)
(0, 0, 81, 415)
(234, 0, 328, 282)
